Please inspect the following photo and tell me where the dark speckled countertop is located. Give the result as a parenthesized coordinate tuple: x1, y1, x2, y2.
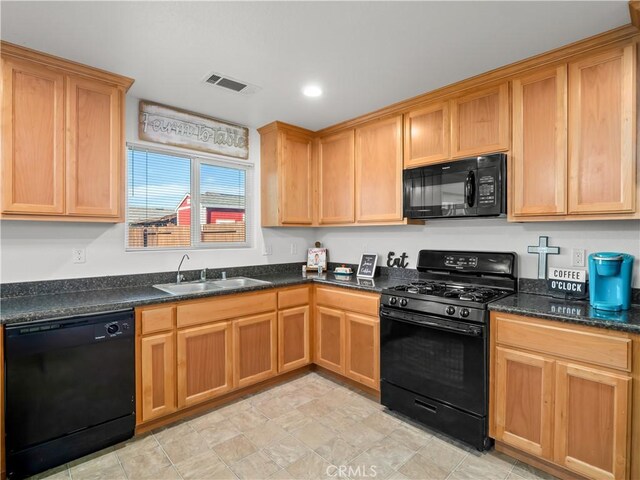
(0, 272, 406, 325)
(489, 293, 640, 334)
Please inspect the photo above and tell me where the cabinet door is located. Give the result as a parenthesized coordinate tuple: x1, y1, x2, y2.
(280, 131, 313, 224)
(355, 115, 403, 223)
(318, 130, 355, 224)
(512, 66, 567, 216)
(66, 76, 122, 217)
(494, 347, 554, 459)
(177, 322, 233, 409)
(314, 306, 345, 374)
(345, 313, 379, 390)
(140, 332, 176, 422)
(568, 44, 636, 214)
(554, 362, 630, 480)
(404, 102, 450, 168)
(1, 57, 65, 214)
(278, 306, 310, 373)
(451, 82, 509, 158)
(234, 313, 277, 388)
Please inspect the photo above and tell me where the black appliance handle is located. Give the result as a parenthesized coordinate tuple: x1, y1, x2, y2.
(415, 399, 437, 413)
(380, 309, 483, 337)
(465, 170, 476, 207)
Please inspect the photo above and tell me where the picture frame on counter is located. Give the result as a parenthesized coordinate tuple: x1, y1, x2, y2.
(307, 248, 327, 271)
(357, 253, 378, 278)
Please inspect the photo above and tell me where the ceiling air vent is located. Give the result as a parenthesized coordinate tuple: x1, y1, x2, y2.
(204, 72, 261, 96)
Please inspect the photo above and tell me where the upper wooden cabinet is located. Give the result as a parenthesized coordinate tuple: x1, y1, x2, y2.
(404, 101, 450, 168)
(0, 42, 133, 222)
(258, 122, 314, 226)
(318, 130, 355, 224)
(511, 65, 568, 217)
(450, 82, 510, 158)
(568, 44, 636, 215)
(355, 115, 404, 223)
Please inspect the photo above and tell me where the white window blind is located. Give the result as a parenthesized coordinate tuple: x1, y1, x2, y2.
(126, 145, 252, 250)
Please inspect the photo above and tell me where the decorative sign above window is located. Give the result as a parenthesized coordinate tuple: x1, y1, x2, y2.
(139, 101, 249, 160)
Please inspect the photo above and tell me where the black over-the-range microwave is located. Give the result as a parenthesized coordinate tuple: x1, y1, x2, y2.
(403, 153, 507, 219)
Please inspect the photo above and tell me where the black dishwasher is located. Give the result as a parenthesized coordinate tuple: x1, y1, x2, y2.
(5, 310, 135, 479)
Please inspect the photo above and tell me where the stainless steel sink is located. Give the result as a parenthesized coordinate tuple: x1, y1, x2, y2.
(210, 277, 272, 289)
(154, 277, 271, 295)
(153, 281, 224, 295)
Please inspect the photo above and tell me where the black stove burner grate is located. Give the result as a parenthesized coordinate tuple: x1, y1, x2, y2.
(389, 283, 505, 304)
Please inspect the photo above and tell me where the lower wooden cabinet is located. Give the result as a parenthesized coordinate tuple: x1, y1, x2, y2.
(140, 332, 176, 422)
(345, 313, 379, 390)
(315, 306, 346, 374)
(234, 313, 277, 389)
(177, 322, 233, 409)
(491, 312, 636, 480)
(553, 362, 631, 480)
(278, 305, 311, 373)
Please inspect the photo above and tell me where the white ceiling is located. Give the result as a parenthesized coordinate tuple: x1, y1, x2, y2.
(1, 1, 631, 130)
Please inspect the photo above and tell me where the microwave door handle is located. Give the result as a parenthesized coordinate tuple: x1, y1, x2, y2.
(465, 171, 476, 207)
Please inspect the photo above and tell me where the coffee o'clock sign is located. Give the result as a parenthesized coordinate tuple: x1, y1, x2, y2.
(139, 101, 249, 160)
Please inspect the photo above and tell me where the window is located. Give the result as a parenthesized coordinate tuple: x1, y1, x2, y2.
(126, 145, 252, 249)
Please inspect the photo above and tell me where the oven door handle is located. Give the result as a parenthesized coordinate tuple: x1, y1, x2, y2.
(465, 170, 476, 208)
(380, 311, 484, 337)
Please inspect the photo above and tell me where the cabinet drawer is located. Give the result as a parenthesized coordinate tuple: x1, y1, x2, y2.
(315, 287, 379, 316)
(278, 286, 310, 309)
(495, 314, 631, 371)
(140, 306, 175, 334)
(177, 291, 277, 328)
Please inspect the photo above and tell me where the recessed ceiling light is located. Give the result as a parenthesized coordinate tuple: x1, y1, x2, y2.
(302, 85, 322, 97)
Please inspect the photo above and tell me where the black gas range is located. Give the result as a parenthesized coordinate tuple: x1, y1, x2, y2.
(380, 250, 517, 450)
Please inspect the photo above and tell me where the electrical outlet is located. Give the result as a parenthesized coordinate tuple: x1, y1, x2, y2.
(72, 248, 86, 264)
(362, 244, 368, 252)
(572, 248, 586, 267)
(290, 243, 297, 255)
(262, 244, 272, 256)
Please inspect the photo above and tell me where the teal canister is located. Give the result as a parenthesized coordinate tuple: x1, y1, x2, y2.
(588, 252, 634, 311)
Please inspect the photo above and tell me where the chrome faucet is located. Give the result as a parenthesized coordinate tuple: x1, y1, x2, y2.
(176, 254, 190, 283)
(200, 268, 207, 281)
(221, 271, 227, 280)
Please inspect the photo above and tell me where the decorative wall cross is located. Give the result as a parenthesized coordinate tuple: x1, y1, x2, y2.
(527, 236, 560, 279)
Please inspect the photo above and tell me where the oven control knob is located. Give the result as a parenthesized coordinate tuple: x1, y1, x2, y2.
(400, 298, 408, 307)
(460, 308, 470, 318)
(446, 306, 456, 316)
(106, 323, 119, 335)
(389, 297, 398, 305)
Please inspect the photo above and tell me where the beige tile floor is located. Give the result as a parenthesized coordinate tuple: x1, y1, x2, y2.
(31, 372, 557, 480)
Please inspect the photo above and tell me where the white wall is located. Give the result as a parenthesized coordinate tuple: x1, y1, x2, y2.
(318, 220, 640, 287)
(0, 95, 315, 283)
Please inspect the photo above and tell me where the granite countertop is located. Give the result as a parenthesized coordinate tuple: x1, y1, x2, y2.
(489, 293, 640, 334)
(0, 272, 405, 325)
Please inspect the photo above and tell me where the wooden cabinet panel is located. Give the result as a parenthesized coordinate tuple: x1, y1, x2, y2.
(451, 83, 509, 158)
(278, 306, 310, 373)
(280, 131, 313, 224)
(177, 291, 277, 328)
(66, 76, 121, 217)
(315, 306, 345, 374)
(234, 313, 277, 388)
(495, 314, 631, 371)
(318, 130, 355, 224)
(494, 347, 554, 459)
(345, 313, 379, 390)
(1, 57, 65, 214)
(140, 332, 176, 422)
(404, 102, 450, 168)
(177, 322, 233, 409)
(554, 362, 630, 480)
(141, 306, 175, 335)
(512, 66, 567, 216)
(355, 116, 403, 223)
(568, 44, 636, 214)
(315, 286, 379, 316)
(278, 286, 310, 309)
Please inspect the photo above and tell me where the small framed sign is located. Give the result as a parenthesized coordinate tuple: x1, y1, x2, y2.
(547, 267, 588, 298)
(357, 253, 378, 278)
(307, 248, 327, 271)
